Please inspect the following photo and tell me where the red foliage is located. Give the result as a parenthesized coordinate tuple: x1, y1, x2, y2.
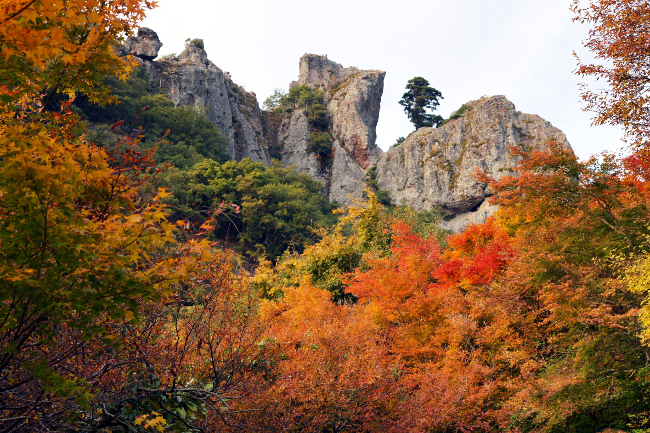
(435, 220, 514, 289)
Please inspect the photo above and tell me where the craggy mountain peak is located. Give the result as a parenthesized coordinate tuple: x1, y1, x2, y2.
(124, 29, 271, 164)
(279, 54, 386, 205)
(121, 29, 573, 231)
(290, 54, 385, 171)
(293, 54, 360, 90)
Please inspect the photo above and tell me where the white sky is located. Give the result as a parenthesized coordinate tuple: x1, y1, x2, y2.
(141, 0, 626, 161)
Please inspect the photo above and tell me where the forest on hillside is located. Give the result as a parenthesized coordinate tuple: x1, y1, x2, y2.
(1, 0, 650, 432)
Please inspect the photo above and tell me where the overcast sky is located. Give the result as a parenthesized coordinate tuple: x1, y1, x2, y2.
(141, 0, 625, 160)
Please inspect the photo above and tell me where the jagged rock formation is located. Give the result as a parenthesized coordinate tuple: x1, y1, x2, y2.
(293, 55, 384, 170)
(280, 54, 385, 204)
(120, 29, 270, 164)
(120, 29, 574, 231)
(279, 56, 571, 229)
(118, 28, 162, 61)
(375, 96, 571, 228)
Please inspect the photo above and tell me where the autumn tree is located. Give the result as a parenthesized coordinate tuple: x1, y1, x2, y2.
(0, 1, 254, 430)
(478, 142, 650, 431)
(573, 0, 650, 150)
(255, 281, 397, 432)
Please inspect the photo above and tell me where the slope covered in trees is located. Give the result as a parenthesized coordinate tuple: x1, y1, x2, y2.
(2, 0, 650, 432)
(74, 62, 338, 262)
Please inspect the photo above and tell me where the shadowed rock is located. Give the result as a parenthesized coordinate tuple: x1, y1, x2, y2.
(119, 27, 162, 61)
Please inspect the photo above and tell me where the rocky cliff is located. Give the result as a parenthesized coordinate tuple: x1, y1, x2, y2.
(278, 55, 570, 228)
(120, 29, 573, 231)
(279, 54, 385, 204)
(376, 96, 571, 229)
(120, 28, 271, 164)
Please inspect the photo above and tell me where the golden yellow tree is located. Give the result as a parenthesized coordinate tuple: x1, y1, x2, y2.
(0, 1, 239, 431)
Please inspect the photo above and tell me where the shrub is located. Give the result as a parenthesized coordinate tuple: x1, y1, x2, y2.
(185, 38, 204, 49)
(391, 136, 406, 148)
(364, 165, 392, 206)
(308, 132, 333, 158)
(439, 104, 471, 127)
(307, 103, 330, 129)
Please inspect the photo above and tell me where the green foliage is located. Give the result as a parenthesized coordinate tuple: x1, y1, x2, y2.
(439, 104, 471, 127)
(290, 84, 325, 109)
(184, 38, 204, 49)
(269, 84, 329, 125)
(74, 66, 159, 125)
(75, 67, 229, 170)
(135, 94, 229, 169)
(160, 53, 178, 61)
(308, 132, 333, 159)
(391, 136, 406, 148)
(263, 88, 287, 111)
(251, 192, 446, 302)
(384, 205, 447, 243)
(399, 77, 444, 129)
(276, 85, 332, 162)
(164, 158, 338, 261)
(364, 165, 392, 206)
(307, 103, 330, 129)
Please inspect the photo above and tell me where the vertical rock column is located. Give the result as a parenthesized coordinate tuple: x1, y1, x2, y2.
(280, 54, 386, 204)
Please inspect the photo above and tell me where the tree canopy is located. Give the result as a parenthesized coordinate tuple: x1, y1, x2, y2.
(164, 158, 338, 261)
(398, 76, 444, 129)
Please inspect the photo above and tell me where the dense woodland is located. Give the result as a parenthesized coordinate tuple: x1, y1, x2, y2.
(1, 0, 650, 432)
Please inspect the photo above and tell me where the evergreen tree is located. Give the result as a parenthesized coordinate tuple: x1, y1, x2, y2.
(399, 77, 443, 129)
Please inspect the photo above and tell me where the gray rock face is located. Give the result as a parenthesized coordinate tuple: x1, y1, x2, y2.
(438, 200, 498, 232)
(294, 54, 359, 89)
(328, 141, 367, 204)
(119, 27, 162, 61)
(120, 33, 574, 232)
(158, 44, 270, 163)
(278, 111, 328, 185)
(279, 54, 384, 204)
(376, 95, 571, 227)
(128, 31, 270, 164)
(293, 54, 385, 171)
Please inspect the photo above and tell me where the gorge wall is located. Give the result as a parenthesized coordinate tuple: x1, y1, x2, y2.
(121, 28, 572, 231)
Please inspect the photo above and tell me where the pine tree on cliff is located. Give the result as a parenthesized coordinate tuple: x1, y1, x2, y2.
(399, 77, 443, 129)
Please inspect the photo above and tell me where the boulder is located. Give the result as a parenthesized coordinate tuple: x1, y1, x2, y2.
(119, 27, 162, 61)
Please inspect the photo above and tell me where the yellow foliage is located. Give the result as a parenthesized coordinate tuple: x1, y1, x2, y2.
(0, 0, 156, 108)
(134, 411, 167, 431)
(626, 252, 650, 343)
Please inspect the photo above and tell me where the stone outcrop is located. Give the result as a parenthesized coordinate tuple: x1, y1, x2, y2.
(294, 55, 384, 171)
(278, 111, 328, 185)
(279, 54, 385, 203)
(125, 29, 271, 164)
(118, 27, 162, 61)
(155, 43, 270, 163)
(375, 96, 571, 227)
